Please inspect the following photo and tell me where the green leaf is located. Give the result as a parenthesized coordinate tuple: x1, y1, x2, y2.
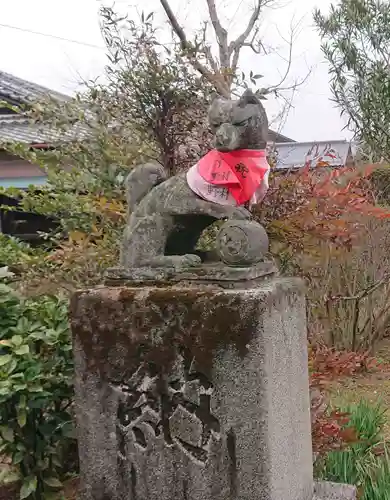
(13, 383, 27, 391)
(29, 331, 46, 341)
(0, 386, 11, 396)
(14, 345, 30, 356)
(0, 469, 20, 485)
(0, 354, 12, 366)
(6, 358, 18, 374)
(51, 456, 62, 468)
(18, 394, 27, 408)
(20, 475, 37, 499)
(29, 385, 43, 393)
(0, 427, 14, 442)
(12, 450, 24, 465)
(61, 421, 76, 439)
(38, 423, 55, 437)
(36, 459, 48, 471)
(24, 365, 41, 381)
(43, 477, 63, 489)
(11, 335, 23, 346)
(17, 408, 27, 428)
(28, 398, 46, 409)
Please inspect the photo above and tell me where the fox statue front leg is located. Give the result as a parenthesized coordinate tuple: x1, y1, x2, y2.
(120, 213, 202, 269)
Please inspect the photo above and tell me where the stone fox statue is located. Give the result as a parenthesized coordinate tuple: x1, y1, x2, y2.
(120, 89, 270, 269)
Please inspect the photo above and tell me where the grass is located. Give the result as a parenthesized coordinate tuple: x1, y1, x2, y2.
(317, 399, 390, 499)
(322, 339, 390, 498)
(329, 338, 390, 439)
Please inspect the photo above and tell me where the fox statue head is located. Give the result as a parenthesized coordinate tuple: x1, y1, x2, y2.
(208, 89, 269, 152)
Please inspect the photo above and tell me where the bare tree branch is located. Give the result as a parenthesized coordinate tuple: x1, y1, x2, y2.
(199, 21, 220, 74)
(265, 71, 311, 100)
(230, 24, 264, 80)
(228, 0, 263, 75)
(205, 0, 229, 70)
(266, 17, 309, 94)
(229, 1, 262, 55)
(242, 26, 261, 54)
(160, 0, 303, 99)
(269, 88, 296, 137)
(269, 26, 294, 90)
(159, 0, 230, 97)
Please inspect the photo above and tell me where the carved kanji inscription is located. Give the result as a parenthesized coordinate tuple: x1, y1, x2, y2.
(114, 353, 220, 463)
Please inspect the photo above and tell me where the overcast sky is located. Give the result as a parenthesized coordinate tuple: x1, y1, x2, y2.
(0, 0, 352, 142)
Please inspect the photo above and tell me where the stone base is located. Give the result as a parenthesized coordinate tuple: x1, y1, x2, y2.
(105, 260, 277, 289)
(314, 482, 356, 499)
(70, 278, 313, 500)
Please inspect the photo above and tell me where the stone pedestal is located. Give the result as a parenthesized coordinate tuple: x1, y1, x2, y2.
(71, 277, 317, 500)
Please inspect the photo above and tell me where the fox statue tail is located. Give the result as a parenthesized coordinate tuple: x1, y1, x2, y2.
(125, 162, 167, 214)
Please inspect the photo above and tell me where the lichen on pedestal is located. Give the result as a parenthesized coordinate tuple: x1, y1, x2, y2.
(70, 282, 290, 379)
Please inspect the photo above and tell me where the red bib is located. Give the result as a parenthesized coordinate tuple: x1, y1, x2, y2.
(197, 149, 269, 205)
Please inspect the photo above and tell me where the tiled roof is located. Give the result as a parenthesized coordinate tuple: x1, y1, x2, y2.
(0, 115, 58, 144)
(0, 71, 75, 145)
(0, 70, 68, 106)
(0, 114, 88, 145)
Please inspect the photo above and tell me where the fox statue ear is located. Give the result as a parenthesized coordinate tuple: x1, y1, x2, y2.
(239, 89, 260, 106)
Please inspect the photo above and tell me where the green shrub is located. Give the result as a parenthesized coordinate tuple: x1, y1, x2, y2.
(0, 274, 75, 499)
(0, 269, 20, 332)
(0, 234, 43, 271)
(317, 400, 390, 500)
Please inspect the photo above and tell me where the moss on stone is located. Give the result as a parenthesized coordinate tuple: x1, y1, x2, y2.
(70, 285, 263, 379)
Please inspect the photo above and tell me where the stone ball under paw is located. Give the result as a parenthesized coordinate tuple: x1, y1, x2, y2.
(216, 220, 269, 266)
